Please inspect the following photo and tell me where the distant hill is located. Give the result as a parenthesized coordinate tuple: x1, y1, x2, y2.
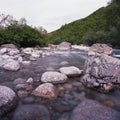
(48, 1, 120, 48)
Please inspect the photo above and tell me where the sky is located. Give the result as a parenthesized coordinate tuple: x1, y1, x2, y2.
(0, 0, 110, 32)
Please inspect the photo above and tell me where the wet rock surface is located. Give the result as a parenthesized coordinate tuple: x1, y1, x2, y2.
(12, 105, 50, 120)
(3, 59, 20, 71)
(82, 54, 120, 92)
(41, 71, 68, 84)
(0, 85, 17, 117)
(89, 43, 113, 56)
(32, 83, 58, 98)
(59, 66, 82, 77)
(70, 100, 120, 120)
(0, 44, 120, 120)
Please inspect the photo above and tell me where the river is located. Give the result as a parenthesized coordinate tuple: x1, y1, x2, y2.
(0, 48, 120, 120)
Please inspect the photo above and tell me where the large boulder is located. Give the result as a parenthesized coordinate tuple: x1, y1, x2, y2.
(57, 42, 72, 50)
(70, 100, 120, 120)
(59, 66, 82, 77)
(88, 43, 113, 56)
(12, 105, 50, 120)
(82, 55, 120, 92)
(41, 71, 67, 84)
(0, 85, 17, 116)
(32, 83, 57, 98)
(3, 59, 20, 71)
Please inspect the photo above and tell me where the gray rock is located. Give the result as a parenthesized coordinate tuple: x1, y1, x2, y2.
(13, 78, 26, 86)
(12, 105, 50, 120)
(22, 61, 31, 65)
(15, 84, 27, 90)
(22, 48, 34, 55)
(57, 42, 72, 50)
(21, 97, 35, 104)
(48, 44, 57, 49)
(26, 77, 33, 84)
(60, 61, 69, 65)
(41, 71, 67, 84)
(82, 55, 120, 92)
(89, 43, 113, 56)
(0, 56, 4, 67)
(8, 48, 20, 56)
(0, 85, 17, 116)
(32, 83, 57, 98)
(1, 44, 17, 49)
(0, 48, 8, 54)
(70, 100, 120, 120)
(17, 90, 29, 98)
(3, 59, 20, 71)
(59, 66, 82, 77)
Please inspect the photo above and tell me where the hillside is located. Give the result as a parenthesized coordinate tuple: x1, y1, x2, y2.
(48, 1, 120, 48)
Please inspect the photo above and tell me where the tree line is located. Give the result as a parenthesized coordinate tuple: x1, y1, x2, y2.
(0, 14, 47, 47)
(48, 0, 120, 48)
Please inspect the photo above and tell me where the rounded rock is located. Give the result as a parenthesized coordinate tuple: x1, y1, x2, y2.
(41, 71, 67, 84)
(13, 78, 26, 86)
(3, 59, 20, 71)
(59, 66, 82, 77)
(70, 100, 120, 120)
(12, 105, 50, 120)
(0, 85, 17, 116)
(32, 83, 57, 98)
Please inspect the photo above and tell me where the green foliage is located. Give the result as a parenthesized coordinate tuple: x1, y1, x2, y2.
(0, 15, 47, 47)
(48, 2, 120, 48)
(48, 7, 106, 44)
(0, 24, 46, 47)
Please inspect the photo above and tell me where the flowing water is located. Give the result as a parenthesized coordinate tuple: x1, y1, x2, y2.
(0, 49, 120, 120)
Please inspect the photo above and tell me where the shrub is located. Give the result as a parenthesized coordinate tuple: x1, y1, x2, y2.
(0, 24, 46, 47)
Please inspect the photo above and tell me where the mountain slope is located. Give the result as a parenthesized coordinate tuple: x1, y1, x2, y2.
(48, 2, 120, 47)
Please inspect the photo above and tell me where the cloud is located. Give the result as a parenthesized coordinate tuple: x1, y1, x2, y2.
(0, 0, 110, 32)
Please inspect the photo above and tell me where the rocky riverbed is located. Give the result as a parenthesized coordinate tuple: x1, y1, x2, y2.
(0, 43, 120, 120)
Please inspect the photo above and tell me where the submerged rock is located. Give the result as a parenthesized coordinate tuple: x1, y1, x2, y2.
(32, 83, 57, 98)
(13, 78, 26, 86)
(82, 54, 120, 92)
(12, 105, 50, 120)
(0, 85, 17, 116)
(41, 71, 67, 84)
(70, 100, 120, 120)
(60, 61, 69, 65)
(59, 66, 82, 77)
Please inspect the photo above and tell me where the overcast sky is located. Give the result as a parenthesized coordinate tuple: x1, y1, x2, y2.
(0, 0, 110, 32)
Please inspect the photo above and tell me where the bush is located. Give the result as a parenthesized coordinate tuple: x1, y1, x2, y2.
(0, 24, 46, 47)
(0, 14, 47, 47)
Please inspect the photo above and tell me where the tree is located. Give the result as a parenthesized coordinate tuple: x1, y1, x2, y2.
(35, 26, 48, 35)
(0, 14, 17, 28)
(18, 17, 27, 25)
(0, 14, 47, 47)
